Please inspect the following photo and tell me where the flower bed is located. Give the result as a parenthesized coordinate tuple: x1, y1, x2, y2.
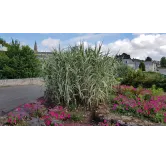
(112, 85, 166, 123)
(2, 85, 166, 126)
(2, 98, 112, 126)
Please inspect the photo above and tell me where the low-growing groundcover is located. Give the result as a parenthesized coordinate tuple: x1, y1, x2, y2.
(112, 85, 166, 124)
(1, 98, 113, 126)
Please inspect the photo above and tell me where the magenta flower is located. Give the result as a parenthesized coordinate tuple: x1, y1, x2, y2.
(104, 120, 107, 123)
(13, 119, 16, 124)
(49, 111, 56, 117)
(15, 107, 21, 111)
(116, 122, 120, 126)
(8, 118, 12, 124)
(24, 103, 32, 108)
(43, 115, 50, 119)
(59, 114, 64, 120)
(105, 123, 109, 127)
(67, 114, 71, 119)
(45, 120, 51, 126)
(55, 113, 59, 119)
(58, 106, 63, 110)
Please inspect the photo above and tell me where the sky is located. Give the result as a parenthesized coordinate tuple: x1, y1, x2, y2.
(0, 33, 166, 61)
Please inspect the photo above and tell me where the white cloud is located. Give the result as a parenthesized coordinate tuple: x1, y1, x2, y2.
(41, 34, 113, 49)
(103, 34, 166, 60)
(41, 37, 60, 49)
(62, 33, 119, 46)
(41, 34, 166, 61)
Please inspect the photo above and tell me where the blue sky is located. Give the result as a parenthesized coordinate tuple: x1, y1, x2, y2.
(0, 33, 166, 60)
(0, 33, 134, 51)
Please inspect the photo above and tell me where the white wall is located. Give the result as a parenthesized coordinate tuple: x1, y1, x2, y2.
(145, 64, 153, 71)
(0, 78, 44, 87)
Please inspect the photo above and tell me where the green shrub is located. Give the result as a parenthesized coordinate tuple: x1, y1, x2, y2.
(121, 69, 166, 91)
(150, 85, 164, 96)
(116, 61, 132, 79)
(1, 65, 16, 79)
(43, 44, 120, 109)
(0, 40, 41, 79)
(139, 61, 145, 71)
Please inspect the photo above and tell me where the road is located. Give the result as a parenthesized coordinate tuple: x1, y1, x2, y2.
(0, 85, 44, 114)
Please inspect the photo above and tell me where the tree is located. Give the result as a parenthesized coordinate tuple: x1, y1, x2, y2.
(115, 53, 131, 60)
(0, 38, 9, 47)
(145, 56, 152, 61)
(139, 61, 145, 71)
(160, 57, 166, 68)
(0, 38, 6, 46)
(0, 52, 9, 70)
(0, 39, 41, 79)
(0, 52, 10, 78)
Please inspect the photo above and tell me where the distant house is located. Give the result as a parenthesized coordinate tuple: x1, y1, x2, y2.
(144, 61, 157, 72)
(119, 53, 158, 72)
(122, 59, 135, 69)
(36, 51, 52, 59)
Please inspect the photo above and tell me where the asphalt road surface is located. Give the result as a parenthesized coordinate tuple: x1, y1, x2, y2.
(0, 85, 45, 114)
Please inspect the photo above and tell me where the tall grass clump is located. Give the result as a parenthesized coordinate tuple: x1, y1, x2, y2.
(42, 43, 120, 110)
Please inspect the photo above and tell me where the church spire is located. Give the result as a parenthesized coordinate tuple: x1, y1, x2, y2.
(34, 41, 38, 53)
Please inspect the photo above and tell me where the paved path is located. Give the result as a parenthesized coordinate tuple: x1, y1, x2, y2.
(0, 85, 44, 114)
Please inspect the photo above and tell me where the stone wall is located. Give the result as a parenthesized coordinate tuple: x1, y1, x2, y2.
(0, 78, 44, 87)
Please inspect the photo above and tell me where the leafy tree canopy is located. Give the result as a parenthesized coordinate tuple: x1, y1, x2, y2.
(160, 57, 166, 68)
(0, 39, 41, 79)
(139, 61, 145, 71)
(145, 56, 152, 61)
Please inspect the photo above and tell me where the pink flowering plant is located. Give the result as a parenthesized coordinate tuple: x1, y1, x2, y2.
(5, 102, 71, 126)
(112, 85, 166, 123)
(24, 103, 47, 118)
(7, 110, 29, 126)
(98, 119, 109, 126)
(41, 106, 71, 126)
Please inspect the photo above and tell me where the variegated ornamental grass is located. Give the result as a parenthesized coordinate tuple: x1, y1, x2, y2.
(42, 44, 120, 110)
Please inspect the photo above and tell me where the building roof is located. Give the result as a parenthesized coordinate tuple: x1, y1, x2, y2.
(132, 58, 142, 62)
